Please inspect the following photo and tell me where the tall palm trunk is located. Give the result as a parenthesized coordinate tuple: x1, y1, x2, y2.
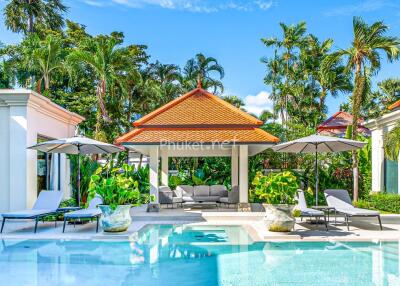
(319, 88, 327, 113)
(28, 0, 34, 33)
(351, 63, 364, 201)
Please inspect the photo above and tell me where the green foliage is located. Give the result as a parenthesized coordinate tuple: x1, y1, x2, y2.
(69, 155, 100, 204)
(87, 163, 141, 210)
(385, 121, 400, 161)
(356, 193, 400, 214)
(251, 171, 299, 204)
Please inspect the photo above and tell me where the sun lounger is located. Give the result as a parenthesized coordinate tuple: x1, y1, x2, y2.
(63, 196, 103, 233)
(1, 191, 63, 233)
(296, 189, 328, 230)
(324, 189, 382, 231)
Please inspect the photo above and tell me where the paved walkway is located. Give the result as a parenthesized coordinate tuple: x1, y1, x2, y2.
(1, 206, 400, 242)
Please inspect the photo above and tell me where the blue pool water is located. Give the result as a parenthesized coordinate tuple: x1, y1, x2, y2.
(0, 224, 399, 286)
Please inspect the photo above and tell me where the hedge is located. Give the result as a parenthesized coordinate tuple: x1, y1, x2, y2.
(356, 193, 400, 214)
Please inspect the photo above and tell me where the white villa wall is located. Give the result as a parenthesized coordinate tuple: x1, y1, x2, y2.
(0, 89, 84, 212)
(366, 110, 400, 194)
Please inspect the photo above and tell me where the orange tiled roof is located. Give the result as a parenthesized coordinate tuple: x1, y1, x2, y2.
(388, 100, 400, 110)
(116, 87, 278, 144)
(134, 88, 262, 127)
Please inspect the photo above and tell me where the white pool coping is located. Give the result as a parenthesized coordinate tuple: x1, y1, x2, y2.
(1, 210, 400, 243)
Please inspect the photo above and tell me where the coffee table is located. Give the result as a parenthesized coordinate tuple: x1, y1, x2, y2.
(182, 201, 218, 209)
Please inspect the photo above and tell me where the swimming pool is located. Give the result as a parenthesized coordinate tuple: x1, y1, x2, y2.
(0, 224, 399, 285)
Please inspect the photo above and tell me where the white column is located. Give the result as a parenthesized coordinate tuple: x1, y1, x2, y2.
(371, 128, 384, 192)
(231, 146, 239, 187)
(239, 145, 248, 203)
(161, 151, 168, 186)
(149, 146, 160, 203)
(9, 105, 29, 210)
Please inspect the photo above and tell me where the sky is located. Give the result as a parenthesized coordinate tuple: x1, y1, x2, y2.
(1, 0, 400, 117)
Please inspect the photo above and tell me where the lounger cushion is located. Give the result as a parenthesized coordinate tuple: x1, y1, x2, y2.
(300, 208, 324, 216)
(1, 209, 56, 218)
(336, 208, 380, 216)
(64, 209, 102, 218)
(33, 191, 63, 210)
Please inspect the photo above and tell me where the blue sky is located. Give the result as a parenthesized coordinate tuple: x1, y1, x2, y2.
(1, 0, 400, 117)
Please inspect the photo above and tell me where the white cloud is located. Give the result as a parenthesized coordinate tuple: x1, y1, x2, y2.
(243, 91, 274, 116)
(81, 0, 274, 12)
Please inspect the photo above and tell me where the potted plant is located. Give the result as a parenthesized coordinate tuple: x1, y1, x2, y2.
(251, 171, 299, 232)
(88, 164, 141, 232)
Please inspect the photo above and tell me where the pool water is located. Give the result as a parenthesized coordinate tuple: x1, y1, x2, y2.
(0, 224, 399, 286)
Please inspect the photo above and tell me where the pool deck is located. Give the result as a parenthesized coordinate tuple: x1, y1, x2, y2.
(1, 205, 400, 242)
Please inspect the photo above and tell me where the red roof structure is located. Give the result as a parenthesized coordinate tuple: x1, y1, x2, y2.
(317, 111, 370, 137)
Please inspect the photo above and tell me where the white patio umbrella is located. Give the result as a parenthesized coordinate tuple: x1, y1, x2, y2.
(28, 136, 124, 206)
(271, 134, 366, 205)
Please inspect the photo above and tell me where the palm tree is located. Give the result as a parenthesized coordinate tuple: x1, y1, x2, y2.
(67, 36, 128, 139)
(31, 34, 64, 92)
(303, 35, 352, 114)
(378, 78, 400, 105)
(221, 95, 244, 109)
(182, 53, 224, 94)
(4, 0, 67, 34)
(146, 61, 182, 104)
(385, 121, 400, 161)
(326, 17, 400, 201)
(262, 21, 307, 127)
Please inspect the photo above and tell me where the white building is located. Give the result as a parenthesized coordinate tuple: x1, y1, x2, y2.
(365, 102, 400, 194)
(0, 89, 84, 212)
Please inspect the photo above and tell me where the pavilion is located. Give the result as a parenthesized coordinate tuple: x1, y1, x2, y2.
(115, 84, 279, 210)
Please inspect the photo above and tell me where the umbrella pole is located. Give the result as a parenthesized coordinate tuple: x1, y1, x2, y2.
(77, 154, 81, 207)
(315, 146, 319, 206)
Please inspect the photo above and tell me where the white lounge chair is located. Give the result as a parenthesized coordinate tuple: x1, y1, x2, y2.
(324, 189, 382, 231)
(296, 189, 328, 230)
(62, 196, 103, 233)
(1, 191, 63, 233)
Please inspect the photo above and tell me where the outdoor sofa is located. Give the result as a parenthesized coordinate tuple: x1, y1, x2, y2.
(63, 196, 103, 233)
(1, 190, 63, 233)
(159, 185, 229, 208)
(296, 189, 328, 230)
(219, 185, 239, 208)
(324, 189, 382, 231)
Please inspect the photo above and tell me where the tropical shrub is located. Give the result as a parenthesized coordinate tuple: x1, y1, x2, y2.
(87, 163, 141, 210)
(356, 193, 400, 214)
(70, 155, 100, 204)
(250, 171, 299, 204)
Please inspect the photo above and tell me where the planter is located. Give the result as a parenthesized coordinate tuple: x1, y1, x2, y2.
(99, 205, 132, 232)
(264, 204, 295, 232)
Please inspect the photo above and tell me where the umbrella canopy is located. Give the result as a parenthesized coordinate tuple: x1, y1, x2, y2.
(271, 134, 366, 153)
(271, 134, 366, 206)
(28, 136, 123, 154)
(29, 136, 123, 206)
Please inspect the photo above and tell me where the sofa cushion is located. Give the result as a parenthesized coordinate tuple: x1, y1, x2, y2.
(182, 196, 194, 202)
(194, 185, 209, 196)
(194, 196, 220, 202)
(210, 185, 228, 197)
(172, 197, 183, 203)
(177, 185, 194, 197)
(219, 197, 229, 203)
